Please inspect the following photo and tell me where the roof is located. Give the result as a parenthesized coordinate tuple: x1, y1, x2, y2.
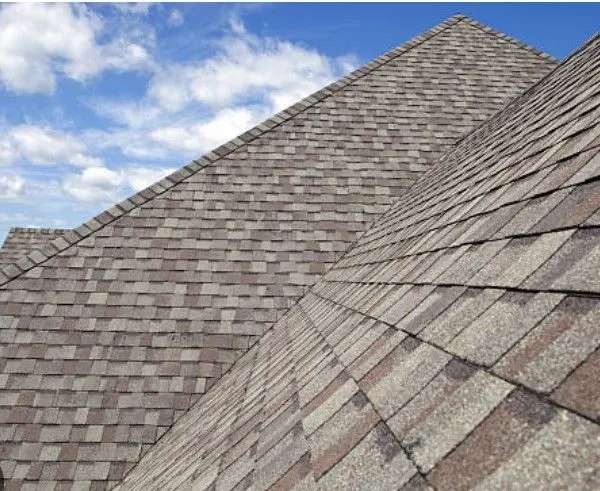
(0, 15, 559, 489)
(116, 27, 600, 490)
(0, 227, 70, 266)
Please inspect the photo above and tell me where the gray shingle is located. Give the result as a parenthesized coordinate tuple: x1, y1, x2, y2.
(447, 292, 565, 366)
(494, 296, 600, 393)
(6, 13, 591, 491)
(388, 364, 512, 472)
(316, 423, 418, 490)
(523, 227, 600, 292)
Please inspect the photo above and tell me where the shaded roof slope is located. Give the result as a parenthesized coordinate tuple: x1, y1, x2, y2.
(116, 29, 600, 490)
(0, 228, 70, 266)
(0, 16, 557, 489)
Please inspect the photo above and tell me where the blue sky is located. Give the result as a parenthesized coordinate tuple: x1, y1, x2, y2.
(1, 2, 599, 243)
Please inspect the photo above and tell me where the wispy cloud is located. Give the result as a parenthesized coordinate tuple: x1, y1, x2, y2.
(167, 9, 184, 27)
(2, 125, 101, 167)
(113, 3, 152, 16)
(0, 172, 25, 200)
(147, 17, 356, 113)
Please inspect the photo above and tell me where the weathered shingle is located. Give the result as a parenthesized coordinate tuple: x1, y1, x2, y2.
(0, 14, 572, 490)
(115, 25, 600, 491)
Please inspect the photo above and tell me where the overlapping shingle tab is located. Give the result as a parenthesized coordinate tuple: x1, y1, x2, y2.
(0, 228, 70, 266)
(0, 15, 565, 490)
(116, 26, 600, 491)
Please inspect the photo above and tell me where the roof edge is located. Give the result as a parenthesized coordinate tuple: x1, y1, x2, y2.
(0, 14, 469, 287)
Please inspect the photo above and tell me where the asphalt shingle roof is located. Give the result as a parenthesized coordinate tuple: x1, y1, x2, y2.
(115, 25, 600, 491)
(0, 228, 70, 266)
(0, 15, 565, 489)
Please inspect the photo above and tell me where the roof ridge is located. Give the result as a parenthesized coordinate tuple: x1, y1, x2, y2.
(0, 14, 469, 287)
(457, 14, 559, 63)
(7, 226, 71, 235)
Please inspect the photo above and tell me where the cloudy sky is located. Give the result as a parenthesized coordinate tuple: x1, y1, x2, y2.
(1, 2, 599, 242)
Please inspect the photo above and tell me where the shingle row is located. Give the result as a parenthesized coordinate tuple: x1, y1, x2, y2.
(0, 16, 559, 489)
(117, 27, 600, 491)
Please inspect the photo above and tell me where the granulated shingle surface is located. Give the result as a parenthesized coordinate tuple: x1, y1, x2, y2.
(0, 15, 564, 490)
(115, 26, 600, 491)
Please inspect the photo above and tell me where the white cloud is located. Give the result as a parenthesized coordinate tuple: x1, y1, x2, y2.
(0, 172, 25, 200)
(113, 3, 152, 16)
(63, 166, 123, 203)
(147, 22, 356, 114)
(167, 9, 184, 27)
(63, 164, 174, 203)
(0, 3, 153, 94)
(149, 106, 266, 153)
(6, 125, 101, 167)
(126, 166, 176, 191)
(0, 139, 17, 165)
(101, 39, 153, 73)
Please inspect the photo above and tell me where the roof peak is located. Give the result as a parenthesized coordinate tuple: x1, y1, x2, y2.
(0, 13, 557, 287)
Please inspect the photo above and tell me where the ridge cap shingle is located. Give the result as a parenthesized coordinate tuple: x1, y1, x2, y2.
(5, 226, 70, 235)
(0, 13, 505, 287)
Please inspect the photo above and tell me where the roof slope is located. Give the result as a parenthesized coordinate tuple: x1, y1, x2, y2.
(116, 30, 600, 490)
(0, 228, 70, 266)
(0, 16, 557, 489)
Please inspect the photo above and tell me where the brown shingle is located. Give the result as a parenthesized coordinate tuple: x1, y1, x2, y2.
(118, 25, 600, 491)
(2, 14, 577, 491)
